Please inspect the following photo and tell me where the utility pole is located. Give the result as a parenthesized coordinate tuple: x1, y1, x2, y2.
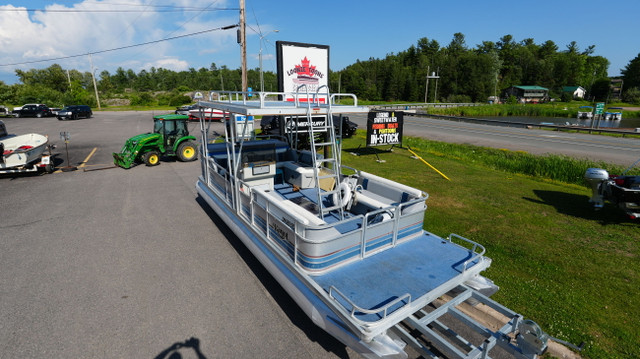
(88, 54, 101, 110)
(424, 66, 429, 103)
(239, 0, 247, 94)
(259, 30, 279, 93)
(425, 67, 439, 103)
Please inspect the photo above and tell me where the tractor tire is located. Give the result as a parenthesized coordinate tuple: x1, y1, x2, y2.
(177, 141, 198, 162)
(143, 151, 160, 166)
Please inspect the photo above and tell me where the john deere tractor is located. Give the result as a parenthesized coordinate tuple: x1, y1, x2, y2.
(113, 114, 198, 169)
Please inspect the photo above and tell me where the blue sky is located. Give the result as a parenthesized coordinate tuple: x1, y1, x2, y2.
(1, 0, 639, 86)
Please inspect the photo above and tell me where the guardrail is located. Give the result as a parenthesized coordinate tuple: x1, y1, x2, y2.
(412, 112, 640, 137)
(371, 103, 483, 111)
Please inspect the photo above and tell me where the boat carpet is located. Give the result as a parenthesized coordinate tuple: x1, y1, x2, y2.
(273, 184, 360, 233)
(312, 232, 479, 323)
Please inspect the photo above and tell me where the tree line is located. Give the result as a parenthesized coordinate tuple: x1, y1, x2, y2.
(339, 33, 615, 103)
(1, 33, 640, 107)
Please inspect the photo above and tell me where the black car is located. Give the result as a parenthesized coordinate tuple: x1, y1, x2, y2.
(57, 105, 93, 120)
(174, 104, 197, 116)
(13, 104, 52, 118)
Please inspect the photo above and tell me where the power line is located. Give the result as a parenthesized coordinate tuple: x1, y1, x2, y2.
(0, 24, 238, 67)
(0, 7, 238, 13)
(115, 1, 224, 66)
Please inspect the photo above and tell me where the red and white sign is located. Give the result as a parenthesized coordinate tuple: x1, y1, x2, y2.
(277, 41, 329, 103)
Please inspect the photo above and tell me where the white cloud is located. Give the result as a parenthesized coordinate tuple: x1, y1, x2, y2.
(0, 0, 243, 83)
(143, 58, 190, 72)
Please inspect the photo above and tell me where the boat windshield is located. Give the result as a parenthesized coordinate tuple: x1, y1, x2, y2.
(240, 142, 276, 166)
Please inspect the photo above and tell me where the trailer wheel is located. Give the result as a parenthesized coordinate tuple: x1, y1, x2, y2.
(143, 151, 160, 166)
(177, 141, 197, 162)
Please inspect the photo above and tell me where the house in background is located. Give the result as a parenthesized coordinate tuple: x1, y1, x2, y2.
(562, 86, 586, 99)
(503, 85, 550, 103)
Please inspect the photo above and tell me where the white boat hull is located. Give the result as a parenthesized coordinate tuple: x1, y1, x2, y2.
(1, 133, 48, 169)
(188, 108, 224, 120)
(192, 90, 552, 358)
(196, 179, 409, 358)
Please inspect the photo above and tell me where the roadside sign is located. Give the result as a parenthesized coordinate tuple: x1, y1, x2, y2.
(595, 102, 605, 115)
(366, 111, 404, 147)
(60, 131, 70, 142)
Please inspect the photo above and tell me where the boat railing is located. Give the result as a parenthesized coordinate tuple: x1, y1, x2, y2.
(446, 233, 486, 272)
(328, 285, 412, 321)
(203, 90, 368, 115)
(330, 93, 358, 107)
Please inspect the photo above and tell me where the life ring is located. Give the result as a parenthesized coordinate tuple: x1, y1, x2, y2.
(333, 181, 353, 208)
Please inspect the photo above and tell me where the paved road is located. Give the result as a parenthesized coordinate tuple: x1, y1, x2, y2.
(347, 113, 640, 166)
(1, 113, 354, 359)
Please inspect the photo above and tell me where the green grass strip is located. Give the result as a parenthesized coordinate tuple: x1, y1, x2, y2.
(341, 132, 639, 358)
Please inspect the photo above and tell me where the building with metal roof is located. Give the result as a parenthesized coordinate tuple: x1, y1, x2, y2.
(503, 85, 550, 103)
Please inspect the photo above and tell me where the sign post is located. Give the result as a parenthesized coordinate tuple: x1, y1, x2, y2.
(59, 131, 77, 172)
(593, 102, 605, 130)
(366, 111, 404, 148)
(364, 111, 404, 162)
(594, 102, 605, 115)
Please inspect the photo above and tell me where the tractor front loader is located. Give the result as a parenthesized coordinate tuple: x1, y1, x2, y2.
(113, 114, 198, 169)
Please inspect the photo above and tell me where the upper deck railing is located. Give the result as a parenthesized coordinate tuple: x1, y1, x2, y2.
(197, 90, 370, 117)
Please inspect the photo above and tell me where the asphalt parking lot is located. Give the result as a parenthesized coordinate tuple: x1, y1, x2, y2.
(0, 112, 355, 358)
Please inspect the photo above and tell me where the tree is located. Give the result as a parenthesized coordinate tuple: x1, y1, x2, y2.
(591, 78, 611, 101)
(621, 53, 640, 90)
(622, 87, 640, 105)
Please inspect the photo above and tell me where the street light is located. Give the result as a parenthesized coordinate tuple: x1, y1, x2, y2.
(259, 29, 279, 93)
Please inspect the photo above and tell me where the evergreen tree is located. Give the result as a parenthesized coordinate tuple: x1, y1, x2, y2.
(621, 53, 640, 90)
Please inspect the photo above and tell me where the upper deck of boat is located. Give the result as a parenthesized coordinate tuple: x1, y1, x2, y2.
(197, 91, 370, 117)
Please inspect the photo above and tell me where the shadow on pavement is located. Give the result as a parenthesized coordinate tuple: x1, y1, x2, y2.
(155, 337, 208, 359)
(195, 195, 351, 359)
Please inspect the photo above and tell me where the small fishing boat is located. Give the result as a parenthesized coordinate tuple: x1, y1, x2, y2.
(195, 89, 552, 358)
(188, 107, 225, 121)
(603, 107, 623, 120)
(0, 121, 51, 173)
(576, 106, 593, 120)
(585, 157, 640, 219)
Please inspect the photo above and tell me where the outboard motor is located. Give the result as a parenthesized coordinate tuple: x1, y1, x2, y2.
(584, 168, 609, 209)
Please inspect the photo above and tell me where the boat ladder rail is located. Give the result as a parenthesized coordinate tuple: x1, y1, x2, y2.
(391, 285, 549, 359)
(296, 84, 346, 221)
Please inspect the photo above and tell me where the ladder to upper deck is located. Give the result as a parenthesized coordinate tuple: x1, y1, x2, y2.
(300, 86, 346, 221)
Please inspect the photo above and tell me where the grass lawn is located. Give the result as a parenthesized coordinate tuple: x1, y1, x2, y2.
(340, 132, 639, 358)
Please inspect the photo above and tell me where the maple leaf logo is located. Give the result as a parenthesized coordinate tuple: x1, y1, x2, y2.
(294, 57, 316, 78)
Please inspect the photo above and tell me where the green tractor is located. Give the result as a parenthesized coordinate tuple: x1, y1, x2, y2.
(113, 114, 198, 169)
